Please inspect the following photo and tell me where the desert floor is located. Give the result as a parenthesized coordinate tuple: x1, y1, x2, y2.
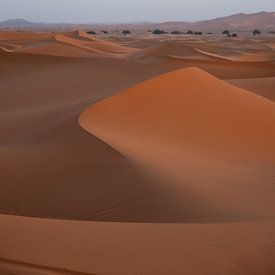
(0, 30, 275, 274)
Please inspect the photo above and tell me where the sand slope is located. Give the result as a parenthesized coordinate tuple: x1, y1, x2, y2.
(1, 214, 275, 275)
(0, 49, 176, 222)
(228, 77, 275, 101)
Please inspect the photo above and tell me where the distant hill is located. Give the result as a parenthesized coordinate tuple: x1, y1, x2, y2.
(148, 11, 275, 31)
(0, 18, 46, 28)
(190, 11, 275, 30)
(0, 11, 275, 31)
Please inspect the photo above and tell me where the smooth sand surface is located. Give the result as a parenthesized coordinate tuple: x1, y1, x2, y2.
(1, 214, 275, 275)
(1, 31, 275, 274)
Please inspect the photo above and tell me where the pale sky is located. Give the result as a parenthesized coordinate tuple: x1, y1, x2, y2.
(1, 0, 275, 23)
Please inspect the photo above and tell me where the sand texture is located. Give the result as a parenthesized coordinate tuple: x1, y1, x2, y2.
(1, 30, 275, 275)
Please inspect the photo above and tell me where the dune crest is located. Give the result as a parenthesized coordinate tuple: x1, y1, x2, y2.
(80, 67, 275, 218)
(55, 31, 139, 58)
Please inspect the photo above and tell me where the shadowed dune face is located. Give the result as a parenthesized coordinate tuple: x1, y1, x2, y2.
(1, 49, 182, 222)
(80, 67, 275, 220)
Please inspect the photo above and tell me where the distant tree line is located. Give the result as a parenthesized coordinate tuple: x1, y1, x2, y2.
(151, 29, 205, 35)
(222, 29, 262, 37)
(222, 30, 237, 37)
(88, 28, 264, 37)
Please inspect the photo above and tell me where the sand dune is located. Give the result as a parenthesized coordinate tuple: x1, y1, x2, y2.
(54, 31, 138, 58)
(129, 40, 275, 79)
(196, 48, 275, 62)
(129, 42, 214, 60)
(80, 67, 275, 218)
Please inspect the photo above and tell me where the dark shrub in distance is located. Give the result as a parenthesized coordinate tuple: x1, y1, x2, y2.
(171, 31, 181, 35)
(187, 30, 194, 35)
(153, 29, 165, 35)
(223, 30, 230, 35)
(122, 30, 131, 35)
(232, 33, 238, 37)
(253, 29, 261, 36)
(194, 31, 203, 35)
(87, 31, 96, 35)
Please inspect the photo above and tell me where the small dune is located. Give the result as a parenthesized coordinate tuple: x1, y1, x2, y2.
(196, 48, 275, 62)
(54, 31, 139, 58)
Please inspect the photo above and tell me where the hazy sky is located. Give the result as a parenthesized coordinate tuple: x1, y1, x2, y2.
(1, 0, 275, 23)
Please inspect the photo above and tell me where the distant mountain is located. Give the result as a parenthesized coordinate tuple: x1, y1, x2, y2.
(0, 11, 275, 31)
(149, 11, 275, 31)
(0, 18, 46, 28)
(191, 11, 275, 30)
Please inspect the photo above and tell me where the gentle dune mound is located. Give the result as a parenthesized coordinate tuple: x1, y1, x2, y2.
(130, 42, 212, 60)
(55, 31, 139, 58)
(196, 48, 275, 62)
(80, 67, 275, 219)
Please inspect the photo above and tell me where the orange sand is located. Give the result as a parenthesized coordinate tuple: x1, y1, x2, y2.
(1, 30, 275, 275)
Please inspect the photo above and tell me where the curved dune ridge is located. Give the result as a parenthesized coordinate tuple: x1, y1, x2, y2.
(80, 67, 275, 219)
(129, 42, 214, 61)
(54, 31, 139, 58)
(129, 40, 275, 79)
(0, 30, 139, 58)
(196, 48, 275, 62)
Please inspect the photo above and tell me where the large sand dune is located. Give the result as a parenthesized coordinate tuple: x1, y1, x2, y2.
(80, 67, 275, 219)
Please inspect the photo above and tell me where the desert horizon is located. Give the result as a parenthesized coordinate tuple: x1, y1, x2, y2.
(1, 10, 275, 32)
(0, 1, 275, 274)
